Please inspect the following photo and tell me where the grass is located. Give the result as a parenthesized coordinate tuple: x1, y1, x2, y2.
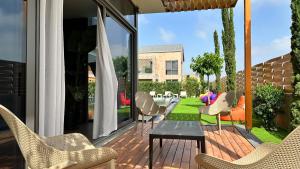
(167, 98, 290, 144)
(167, 98, 239, 125)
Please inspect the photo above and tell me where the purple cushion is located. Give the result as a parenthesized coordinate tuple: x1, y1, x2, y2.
(210, 94, 217, 100)
(201, 96, 208, 103)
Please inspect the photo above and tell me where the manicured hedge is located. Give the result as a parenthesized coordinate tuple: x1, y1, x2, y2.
(138, 77, 200, 97)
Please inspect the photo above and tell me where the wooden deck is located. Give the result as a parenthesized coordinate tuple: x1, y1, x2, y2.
(102, 123, 255, 169)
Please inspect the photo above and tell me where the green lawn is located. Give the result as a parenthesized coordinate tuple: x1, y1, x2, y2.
(166, 98, 289, 144)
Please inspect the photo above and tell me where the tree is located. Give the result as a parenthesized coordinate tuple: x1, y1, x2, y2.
(190, 52, 223, 91)
(214, 30, 222, 93)
(290, 0, 300, 129)
(221, 8, 236, 92)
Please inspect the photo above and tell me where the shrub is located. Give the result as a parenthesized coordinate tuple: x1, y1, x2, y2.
(137, 81, 181, 94)
(254, 84, 284, 131)
(182, 77, 199, 97)
(88, 82, 95, 98)
(164, 81, 181, 94)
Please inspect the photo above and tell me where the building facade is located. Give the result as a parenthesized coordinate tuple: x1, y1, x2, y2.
(138, 44, 184, 82)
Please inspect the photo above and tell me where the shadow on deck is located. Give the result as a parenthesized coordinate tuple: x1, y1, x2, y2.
(99, 123, 254, 169)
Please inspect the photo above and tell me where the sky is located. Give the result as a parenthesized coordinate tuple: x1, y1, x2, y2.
(138, 0, 291, 77)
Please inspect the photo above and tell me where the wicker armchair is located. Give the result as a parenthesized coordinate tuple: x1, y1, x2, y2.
(195, 126, 300, 169)
(0, 105, 117, 169)
(199, 91, 235, 133)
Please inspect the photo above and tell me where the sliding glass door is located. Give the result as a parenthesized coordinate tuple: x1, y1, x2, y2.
(0, 0, 27, 168)
(105, 14, 134, 126)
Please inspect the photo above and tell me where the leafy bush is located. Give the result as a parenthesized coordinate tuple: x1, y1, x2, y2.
(182, 77, 200, 97)
(254, 84, 284, 131)
(88, 82, 95, 98)
(165, 81, 181, 94)
(137, 81, 181, 94)
(291, 75, 300, 129)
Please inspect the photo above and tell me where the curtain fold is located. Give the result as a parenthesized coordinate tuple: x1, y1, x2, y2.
(39, 0, 65, 137)
(93, 7, 118, 139)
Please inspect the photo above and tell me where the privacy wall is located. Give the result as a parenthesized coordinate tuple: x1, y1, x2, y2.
(220, 53, 293, 94)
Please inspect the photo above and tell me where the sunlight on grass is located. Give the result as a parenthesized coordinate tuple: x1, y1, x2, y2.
(167, 98, 235, 125)
(251, 127, 289, 144)
(166, 98, 290, 144)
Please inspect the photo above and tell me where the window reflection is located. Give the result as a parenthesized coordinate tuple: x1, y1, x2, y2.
(105, 15, 133, 125)
(108, 0, 136, 26)
(0, 0, 26, 168)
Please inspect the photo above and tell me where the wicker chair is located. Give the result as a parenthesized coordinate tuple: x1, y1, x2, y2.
(135, 92, 166, 133)
(0, 105, 117, 169)
(199, 92, 235, 133)
(195, 126, 300, 169)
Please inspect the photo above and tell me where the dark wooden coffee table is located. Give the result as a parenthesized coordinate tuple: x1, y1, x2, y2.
(149, 120, 205, 169)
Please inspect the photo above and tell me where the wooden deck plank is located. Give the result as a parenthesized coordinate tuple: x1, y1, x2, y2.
(153, 139, 174, 168)
(205, 126, 223, 159)
(180, 140, 191, 169)
(171, 140, 185, 168)
(102, 122, 255, 169)
(189, 140, 199, 169)
(211, 126, 233, 161)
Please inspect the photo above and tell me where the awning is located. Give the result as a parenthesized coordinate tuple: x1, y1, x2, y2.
(132, 0, 238, 14)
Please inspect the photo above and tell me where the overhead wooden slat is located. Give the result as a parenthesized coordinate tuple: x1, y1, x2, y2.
(161, 0, 238, 12)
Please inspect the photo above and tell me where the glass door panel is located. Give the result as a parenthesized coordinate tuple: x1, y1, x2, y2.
(105, 15, 133, 125)
(0, 0, 27, 168)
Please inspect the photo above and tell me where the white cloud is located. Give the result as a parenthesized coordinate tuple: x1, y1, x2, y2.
(253, 36, 291, 58)
(196, 30, 207, 39)
(194, 12, 222, 41)
(159, 27, 175, 43)
(138, 15, 150, 25)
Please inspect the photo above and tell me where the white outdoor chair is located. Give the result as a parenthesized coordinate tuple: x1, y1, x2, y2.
(180, 91, 187, 98)
(173, 94, 179, 98)
(149, 91, 156, 97)
(163, 91, 172, 98)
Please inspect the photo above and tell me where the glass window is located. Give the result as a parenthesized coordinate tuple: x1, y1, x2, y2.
(108, 0, 136, 26)
(166, 60, 178, 75)
(0, 0, 27, 168)
(138, 59, 152, 74)
(105, 15, 133, 125)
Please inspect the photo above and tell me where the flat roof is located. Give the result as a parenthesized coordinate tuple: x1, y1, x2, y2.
(139, 44, 184, 54)
(139, 44, 184, 61)
(132, 0, 238, 14)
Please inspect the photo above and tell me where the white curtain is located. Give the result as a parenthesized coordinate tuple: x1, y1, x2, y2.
(93, 7, 118, 139)
(39, 0, 65, 137)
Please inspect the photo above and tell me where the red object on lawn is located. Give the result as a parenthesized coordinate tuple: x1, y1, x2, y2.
(120, 92, 130, 106)
(221, 95, 245, 121)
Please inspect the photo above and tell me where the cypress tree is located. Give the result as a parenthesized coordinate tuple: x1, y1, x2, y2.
(290, 0, 300, 129)
(214, 30, 222, 93)
(221, 8, 236, 92)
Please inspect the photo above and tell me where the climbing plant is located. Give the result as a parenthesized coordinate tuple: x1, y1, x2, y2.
(290, 0, 300, 129)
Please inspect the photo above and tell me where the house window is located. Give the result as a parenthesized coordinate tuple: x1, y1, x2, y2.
(166, 60, 178, 75)
(138, 59, 152, 74)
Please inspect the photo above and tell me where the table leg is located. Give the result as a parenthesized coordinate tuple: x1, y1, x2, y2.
(197, 140, 200, 149)
(160, 138, 163, 147)
(201, 137, 206, 153)
(149, 135, 153, 169)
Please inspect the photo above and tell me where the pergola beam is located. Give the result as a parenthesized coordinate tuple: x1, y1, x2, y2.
(244, 0, 252, 130)
(161, 0, 238, 12)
